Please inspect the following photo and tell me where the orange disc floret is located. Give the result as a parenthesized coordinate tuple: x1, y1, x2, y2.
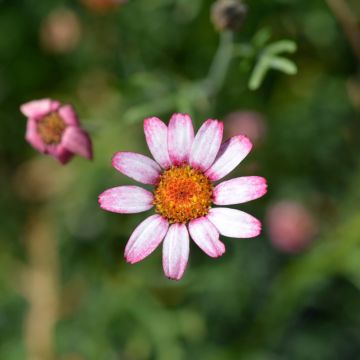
(154, 166, 213, 224)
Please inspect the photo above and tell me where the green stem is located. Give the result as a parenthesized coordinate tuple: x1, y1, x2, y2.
(204, 31, 234, 98)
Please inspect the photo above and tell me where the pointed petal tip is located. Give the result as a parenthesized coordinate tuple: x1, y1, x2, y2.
(55, 147, 74, 165)
(144, 116, 161, 125)
(237, 134, 253, 149)
(124, 253, 135, 264)
(166, 274, 184, 281)
(205, 134, 254, 181)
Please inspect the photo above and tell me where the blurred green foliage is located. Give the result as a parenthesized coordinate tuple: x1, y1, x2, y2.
(1, 0, 360, 359)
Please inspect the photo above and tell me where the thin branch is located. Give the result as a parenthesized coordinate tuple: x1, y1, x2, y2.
(326, 0, 360, 64)
(204, 30, 234, 97)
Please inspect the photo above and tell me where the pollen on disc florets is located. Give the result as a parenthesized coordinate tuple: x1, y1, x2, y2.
(154, 166, 213, 224)
(37, 112, 67, 145)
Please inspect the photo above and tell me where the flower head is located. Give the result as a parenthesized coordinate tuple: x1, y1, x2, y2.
(99, 114, 267, 280)
(20, 98, 93, 164)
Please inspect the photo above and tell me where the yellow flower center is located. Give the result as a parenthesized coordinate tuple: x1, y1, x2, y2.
(37, 112, 67, 145)
(154, 166, 213, 224)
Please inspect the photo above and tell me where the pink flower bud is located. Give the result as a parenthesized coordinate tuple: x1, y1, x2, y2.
(224, 111, 266, 145)
(266, 201, 317, 253)
(20, 99, 93, 165)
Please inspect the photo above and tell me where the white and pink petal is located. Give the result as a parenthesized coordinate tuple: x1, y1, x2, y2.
(125, 215, 169, 264)
(99, 186, 154, 214)
(168, 113, 194, 165)
(213, 176, 267, 205)
(188, 217, 225, 257)
(112, 152, 161, 185)
(205, 135, 253, 181)
(207, 207, 261, 238)
(144, 117, 171, 169)
(190, 119, 223, 171)
(162, 223, 189, 280)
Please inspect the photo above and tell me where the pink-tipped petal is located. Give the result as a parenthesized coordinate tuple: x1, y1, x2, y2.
(112, 152, 161, 185)
(190, 119, 223, 171)
(58, 104, 80, 126)
(162, 223, 189, 280)
(20, 99, 60, 119)
(188, 217, 225, 257)
(168, 113, 194, 165)
(25, 118, 46, 153)
(125, 215, 169, 264)
(62, 126, 93, 160)
(205, 135, 253, 181)
(144, 117, 171, 169)
(99, 186, 154, 214)
(55, 146, 74, 164)
(213, 176, 268, 205)
(207, 207, 261, 238)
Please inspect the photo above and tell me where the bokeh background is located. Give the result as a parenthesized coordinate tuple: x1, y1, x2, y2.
(1, 0, 360, 359)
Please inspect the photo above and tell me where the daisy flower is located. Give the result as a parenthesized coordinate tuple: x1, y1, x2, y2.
(20, 98, 93, 164)
(99, 114, 267, 280)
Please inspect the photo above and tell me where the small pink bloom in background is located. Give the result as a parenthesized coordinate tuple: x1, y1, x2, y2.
(20, 98, 93, 165)
(81, 0, 128, 13)
(266, 201, 317, 253)
(40, 8, 81, 54)
(225, 111, 266, 145)
(99, 114, 268, 280)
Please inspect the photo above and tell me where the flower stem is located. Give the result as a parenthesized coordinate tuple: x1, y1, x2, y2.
(204, 31, 234, 98)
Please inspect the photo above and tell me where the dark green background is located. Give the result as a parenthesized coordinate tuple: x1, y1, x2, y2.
(1, 0, 360, 359)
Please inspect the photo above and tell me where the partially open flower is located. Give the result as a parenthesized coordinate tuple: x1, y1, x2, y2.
(211, 0, 247, 32)
(20, 99, 93, 164)
(266, 201, 317, 253)
(99, 114, 267, 280)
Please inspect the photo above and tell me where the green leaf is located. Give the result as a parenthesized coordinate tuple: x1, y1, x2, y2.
(265, 40, 297, 55)
(269, 56, 298, 75)
(248, 39, 298, 90)
(252, 28, 272, 49)
(248, 56, 271, 90)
